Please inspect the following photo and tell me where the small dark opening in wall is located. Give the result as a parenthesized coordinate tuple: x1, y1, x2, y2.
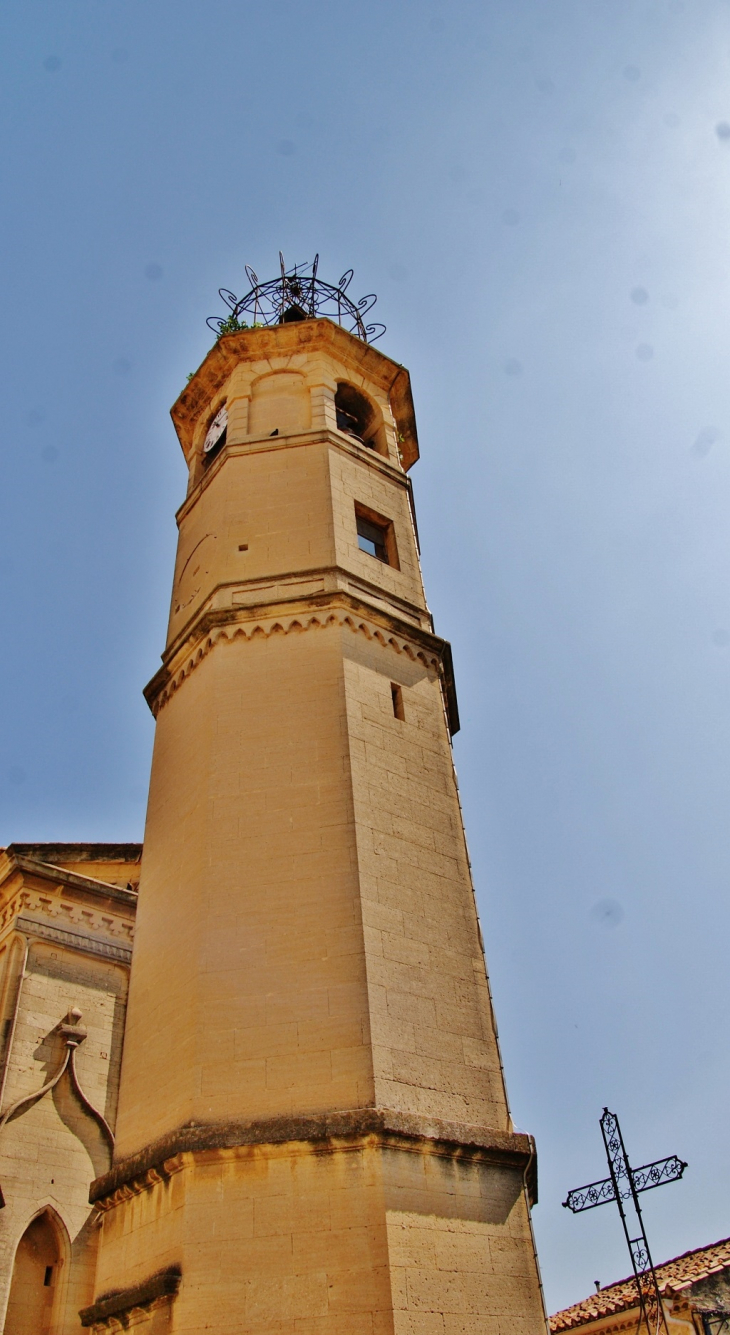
(335, 383, 382, 451)
(44, 1267, 53, 1287)
(355, 503, 399, 568)
(357, 515, 387, 562)
(391, 684, 405, 721)
(281, 304, 307, 323)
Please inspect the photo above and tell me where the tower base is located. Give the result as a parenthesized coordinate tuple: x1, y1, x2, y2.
(86, 1114, 545, 1335)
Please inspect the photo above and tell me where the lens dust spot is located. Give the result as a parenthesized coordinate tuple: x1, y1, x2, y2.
(43, 56, 61, 73)
(716, 122, 730, 142)
(502, 208, 520, 225)
(623, 65, 641, 81)
(591, 899, 623, 928)
(41, 446, 58, 463)
(503, 358, 523, 377)
(713, 629, 730, 647)
(388, 263, 408, 282)
(692, 427, 718, 458)
(144, 263, 163, 281)
(113, 357, 132, 375)
(631, 286, 649, 305)
(276, 139, 296, 156)
(636, 343, 654, 361)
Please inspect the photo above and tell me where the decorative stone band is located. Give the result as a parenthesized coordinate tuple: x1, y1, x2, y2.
(90, 1107, 536, 1207)
(79, 1265, 182, 1329)
(8, 853, 138, 909)
(144, 598, 460, 733)
(16, 915, 133, 965)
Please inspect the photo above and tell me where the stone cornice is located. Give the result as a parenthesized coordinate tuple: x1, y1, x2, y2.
(16, 915, 132, 965)
(144, 594, 459, 733)
(162, 565, 429, 666)
(80, 1266, 182, 1329)
(175, 424, 410, 527)
(90, 1108, 536, 1207)
(0, 853, 138, 909)
(6, 843, 141, 864)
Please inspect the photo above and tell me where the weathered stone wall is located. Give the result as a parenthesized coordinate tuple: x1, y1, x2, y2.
(116, 623, 373, 1159)
(93, 1140, 540, 1335)
(342, 636, 508, 1129)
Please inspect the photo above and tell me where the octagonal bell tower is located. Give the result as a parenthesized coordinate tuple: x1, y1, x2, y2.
(86, 263, 547, 1335)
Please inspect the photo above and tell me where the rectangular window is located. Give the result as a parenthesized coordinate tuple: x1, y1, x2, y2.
(355, 503, 399, 568)
(391, 683, 405, 721)
(357, 516, 387, 561)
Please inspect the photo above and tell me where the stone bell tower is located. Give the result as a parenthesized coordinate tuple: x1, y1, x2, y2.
(86, 262, 548, 1335)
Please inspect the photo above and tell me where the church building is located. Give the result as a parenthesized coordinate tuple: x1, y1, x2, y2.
(0, 262, 548, 1335)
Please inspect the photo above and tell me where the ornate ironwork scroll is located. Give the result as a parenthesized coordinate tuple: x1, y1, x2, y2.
(207, 253, 386, 343)
(700, 1310, 730, 1335)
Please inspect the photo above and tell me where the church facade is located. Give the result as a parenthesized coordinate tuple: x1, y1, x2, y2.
(0, 843, 140, 1334)
(0, 274, 548, 1335)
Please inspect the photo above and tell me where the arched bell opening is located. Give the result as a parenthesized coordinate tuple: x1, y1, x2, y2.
(334, 383, 387, 455)
(4, 1208, 68, 1335)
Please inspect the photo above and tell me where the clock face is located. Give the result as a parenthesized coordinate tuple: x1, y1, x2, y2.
(203, 405, 228, 454)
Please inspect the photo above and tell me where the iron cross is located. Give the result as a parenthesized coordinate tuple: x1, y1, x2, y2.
(563, 1109, 687, 1335)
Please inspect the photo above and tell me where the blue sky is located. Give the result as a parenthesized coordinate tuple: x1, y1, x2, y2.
(3, 0, 730, 1312)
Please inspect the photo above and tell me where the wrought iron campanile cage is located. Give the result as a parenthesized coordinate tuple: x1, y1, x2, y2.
(207, 253, 385, 343)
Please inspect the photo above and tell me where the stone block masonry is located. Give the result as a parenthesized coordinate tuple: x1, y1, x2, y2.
(0, 314, 548, 1335)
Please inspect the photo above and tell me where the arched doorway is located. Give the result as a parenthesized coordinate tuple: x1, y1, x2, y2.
(4, 1211, 61, 1335)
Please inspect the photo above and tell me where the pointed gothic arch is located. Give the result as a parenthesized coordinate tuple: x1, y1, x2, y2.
(4, 1206, 70, 1335)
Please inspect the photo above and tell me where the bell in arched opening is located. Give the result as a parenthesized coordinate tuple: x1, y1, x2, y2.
(5, 1211, 62, 1335)
(281, 303, 307, 323)
(334, 382, 386, 453)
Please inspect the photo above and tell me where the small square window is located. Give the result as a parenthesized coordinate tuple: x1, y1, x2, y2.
(355, 504, 399, 568)
(357, 516, 387, 561)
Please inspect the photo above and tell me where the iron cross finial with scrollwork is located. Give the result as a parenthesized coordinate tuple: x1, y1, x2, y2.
(563, 1110, 687, 1335)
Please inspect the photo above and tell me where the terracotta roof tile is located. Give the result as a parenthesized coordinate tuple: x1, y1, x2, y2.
(550, 1238, 730, 1331)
